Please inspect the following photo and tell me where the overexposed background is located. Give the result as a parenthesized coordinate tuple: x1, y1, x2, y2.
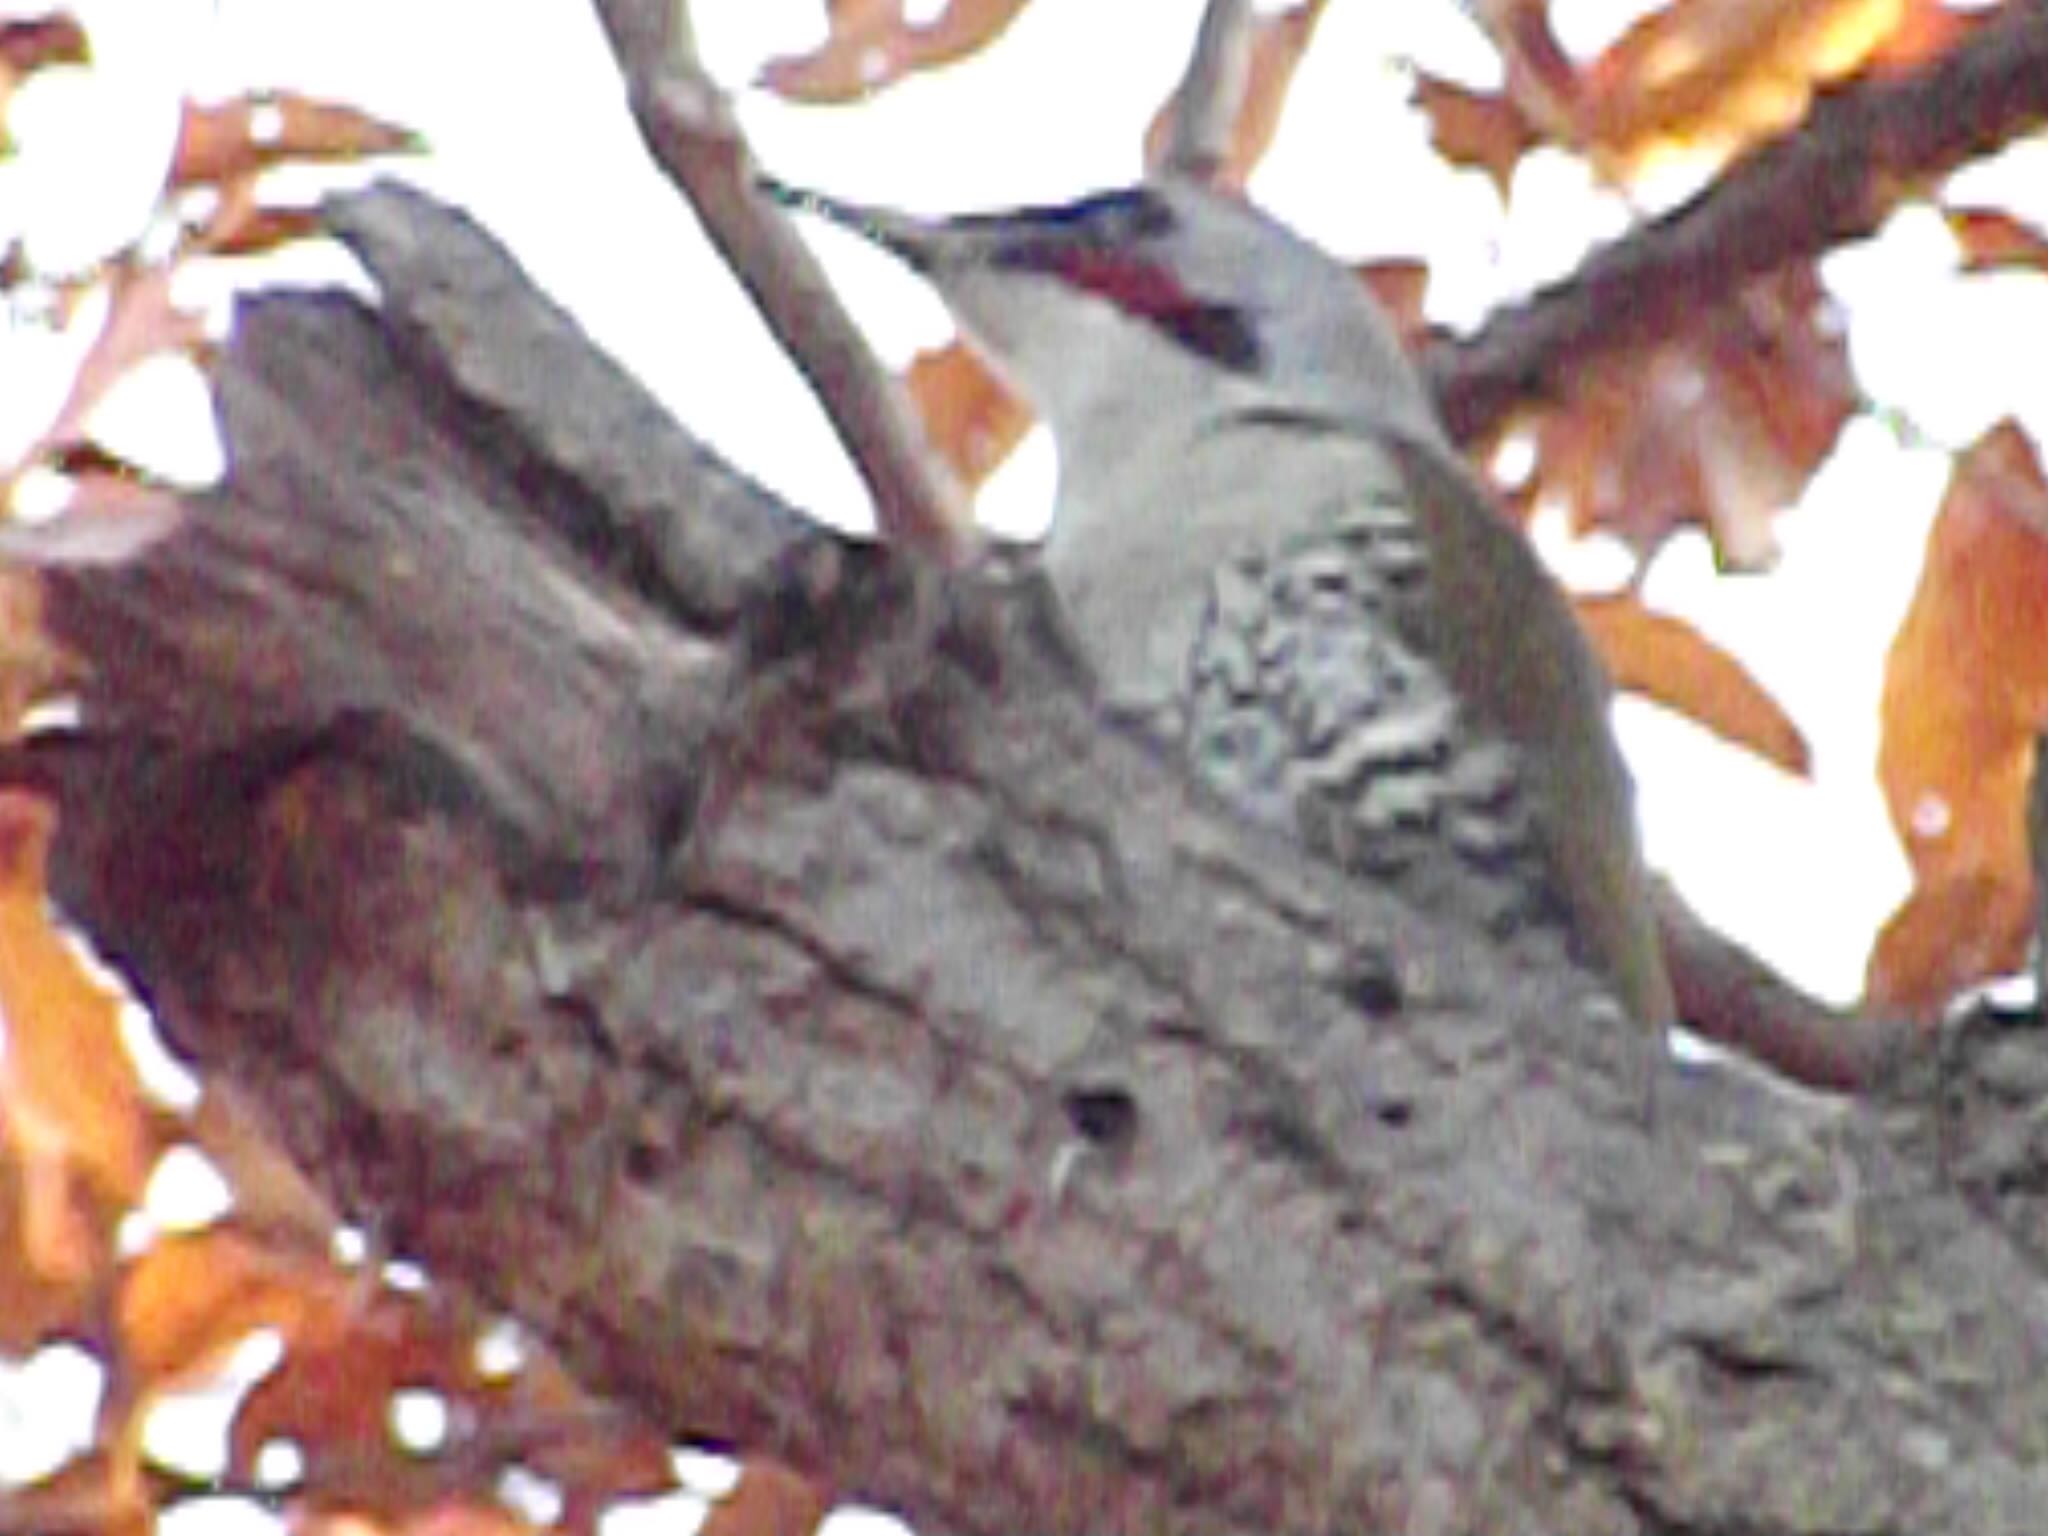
(4, 1, 2047, 1530)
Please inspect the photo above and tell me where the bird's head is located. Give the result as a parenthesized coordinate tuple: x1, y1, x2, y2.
(766, 176, 1442, 459)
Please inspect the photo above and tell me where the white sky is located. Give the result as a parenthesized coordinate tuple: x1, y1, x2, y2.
(3, 0, 2048, 1523)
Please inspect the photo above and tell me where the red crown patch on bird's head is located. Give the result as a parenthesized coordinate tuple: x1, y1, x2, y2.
(765, 177, 1264, 375)
(974, 189, 1265, 374)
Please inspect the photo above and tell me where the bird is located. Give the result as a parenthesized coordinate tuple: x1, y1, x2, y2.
(769, 173, 1675, 1096)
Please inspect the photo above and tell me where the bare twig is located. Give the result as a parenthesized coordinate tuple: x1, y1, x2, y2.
(1652, 878, 1917, 1092)
(1427, 0, 2048, 445)
(1163, 0, 1255, 182)
(588, 0, 976, 566)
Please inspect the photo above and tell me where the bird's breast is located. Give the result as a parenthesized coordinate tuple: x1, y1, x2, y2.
(1175, 493, 1559, 938)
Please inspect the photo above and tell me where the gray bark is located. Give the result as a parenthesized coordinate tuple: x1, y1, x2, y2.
(23, 180, 2048, 1536)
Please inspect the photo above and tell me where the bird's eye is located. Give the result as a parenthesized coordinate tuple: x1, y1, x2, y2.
(1151, 302, 1263, 373)
(975, 188, 1264, 373)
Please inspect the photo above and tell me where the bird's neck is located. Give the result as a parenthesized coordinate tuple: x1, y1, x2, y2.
(1041, 408, 1403, 715)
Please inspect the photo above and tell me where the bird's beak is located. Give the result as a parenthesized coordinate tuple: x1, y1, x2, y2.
(756, 175, 950, 273)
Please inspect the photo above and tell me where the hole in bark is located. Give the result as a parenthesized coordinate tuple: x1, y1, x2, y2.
(623, 1135, 663, 1184)
(1343, 948, 1404, 1015)
(1062, 1083, 1137, 1150)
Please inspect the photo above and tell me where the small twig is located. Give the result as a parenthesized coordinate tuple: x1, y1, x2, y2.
(1164, 0, 1255, 182)
(588, 0, 976, 566)
(1652, 877, 1918, 1092)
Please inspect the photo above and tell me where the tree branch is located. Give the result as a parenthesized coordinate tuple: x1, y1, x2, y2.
(588, 0, 975, 565)
(1426, 0, 2048, 444)
(1163, 0, 1255, 182)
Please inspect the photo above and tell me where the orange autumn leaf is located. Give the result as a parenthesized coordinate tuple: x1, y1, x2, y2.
(170, 92, 421, 188)
(1945, 206, 2048, 277)
(758, 0, 1032, 104)
(188, 175, 331, 257)
(387, 1504, 535, 1536)
(1572, 0, 1907, 180)
(1457, 0, 1919, 188)
(0, 1143, 109, 1353)
(228, 1283, 483, 1484)
(0, 1447, 155, 1536)
(117, 1227, 351, 1390)
(0, 791, 148, 1351)
(906, 339, 1032, 490)
(508, 1346, 677, 1507)
(108, 1232, 343, 1494)
(1575, 591, 1810, 776)
(1410, 72, 1541, 198)
(1864, 0, 1993, 74)
(0, 15, 88, 140)
(119, 1228, 675, 1524)
(0, 14, 87, 92)
(1410, 0, 1581, 188)
(0, 792, 153, 1223)
(1867, 868, 2028, 1024)
(1145, 0, 1331, 188)
(0, 565, 68, 731)
(1499, 263, 1852, 566)
(1477, 0, 1580, 125)
(1868, 422, 2048, 1017)
(700, 1459, 831, 1536)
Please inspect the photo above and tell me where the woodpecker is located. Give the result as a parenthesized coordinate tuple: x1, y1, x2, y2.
(772, 175, 1675, 1076)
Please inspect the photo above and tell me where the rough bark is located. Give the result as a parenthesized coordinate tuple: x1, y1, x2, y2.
(21, 181, 2048, 1536)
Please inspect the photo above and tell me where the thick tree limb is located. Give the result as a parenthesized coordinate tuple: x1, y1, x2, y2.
(1426, 0, 2048, 444)
(22, 182, 2048, 1535)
